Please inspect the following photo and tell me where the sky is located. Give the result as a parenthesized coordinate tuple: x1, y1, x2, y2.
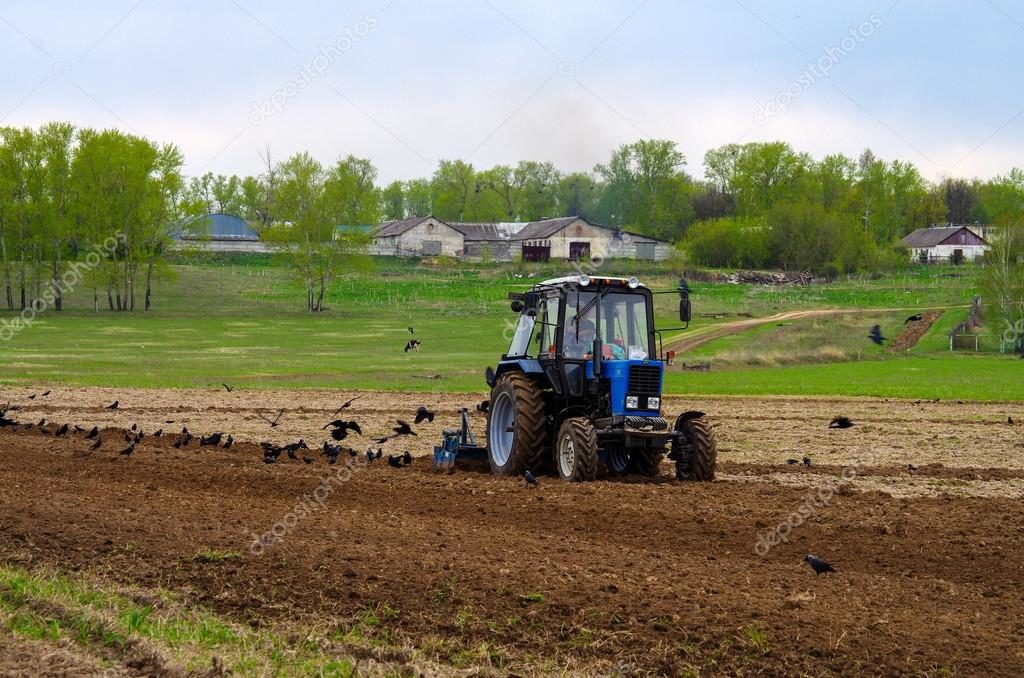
(2, 0, 1023, 184)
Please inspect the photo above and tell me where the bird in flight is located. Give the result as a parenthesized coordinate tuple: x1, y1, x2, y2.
(868, 325, 886, 346)
(223, 383, 234, 392)
(804, 555, 836, 576)
(259, 410, 285, 427)
(376, 420, 417, 443)
(828, 416, 854, 429)
(332, 395, 362, 416)
(414, 406, 435, 424)
(904, 313, 923, 324)
(89, 437, 102, 451)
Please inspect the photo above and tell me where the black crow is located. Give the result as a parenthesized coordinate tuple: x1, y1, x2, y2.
(786, 458, 799, 465)
(402, 450, 412, 466)
(1009, 416, 1015, 425)
(153, 428, 163, 437)
(131, 423, 137, 431)
(89, 437, 102, 451)
(41, 390, 50, 397)
(223, 435, 233, 449)
(414, 406, 435, 424)
(28, 393, 36, 400)
(119, 443, 135, 457)
(83, 425, 97, 439)
(37, 418, 46, 427)
(258, 410, 284, 427)
(324, 420, 362, 438)
(332, 395, 362, 416)
(868, 325, 886, 346)
(365, 449, 375, 463)
(388, 454, 403, 468)
(107, 400, 119, 410)
(829, 416, 854, 429)
(524, 470, 538, 487)
(55, 423, 69, 437)
(803, 456, 812, 467)
(804, 555, 836, 576)
(200, 432, 223, 447)
(904, 313, 923, 324)
(476, 400, 489, 414)
(374, 449, 382, 460)
(223, 383, 233, 392)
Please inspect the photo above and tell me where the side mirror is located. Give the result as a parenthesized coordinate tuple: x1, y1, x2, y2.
(510, 300, 524, 313)
(679, 298, 691, 323)
(523, 292, 541, 317)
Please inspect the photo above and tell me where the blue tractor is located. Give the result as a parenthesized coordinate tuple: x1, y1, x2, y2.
(484, 275, 717, 482)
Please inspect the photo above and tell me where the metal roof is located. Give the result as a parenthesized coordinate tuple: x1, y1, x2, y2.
(176, 213, 259, 241)
(374, 216, 433, 238)
(901, 226, 987, 248)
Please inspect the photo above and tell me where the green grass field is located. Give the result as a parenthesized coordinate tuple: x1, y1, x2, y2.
(0, 257, 1014, 400)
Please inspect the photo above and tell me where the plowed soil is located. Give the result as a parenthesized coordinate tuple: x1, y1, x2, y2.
(1, 388, 1023, 676)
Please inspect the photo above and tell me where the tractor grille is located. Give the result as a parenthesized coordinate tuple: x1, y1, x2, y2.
(625, 416, 668, 431)
(628, 365, 662, 397)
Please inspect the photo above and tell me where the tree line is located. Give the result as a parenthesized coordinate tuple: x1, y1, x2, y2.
(4, 121, 1023, 315)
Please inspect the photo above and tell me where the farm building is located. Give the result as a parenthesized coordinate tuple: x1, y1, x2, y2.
(901, 225, 989, 263)
(371, 216, 465, 257)
(173, 213, 270, 253)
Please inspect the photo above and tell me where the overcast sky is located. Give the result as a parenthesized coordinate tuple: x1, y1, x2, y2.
(3, 0, 1022, 183)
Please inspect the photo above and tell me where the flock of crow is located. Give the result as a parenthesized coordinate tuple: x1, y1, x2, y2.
(0, 391, 438, 471)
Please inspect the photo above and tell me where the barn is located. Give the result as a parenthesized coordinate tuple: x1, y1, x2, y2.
(511, 217, 671, 262)
(173, 213, 269, 253)
(901, 225, 989, 263)
(371, 216, 465, 257)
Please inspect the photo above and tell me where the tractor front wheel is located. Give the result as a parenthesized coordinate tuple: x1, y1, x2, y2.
(555, 417, 598, 482)
(486, 373, 546, 476)
(672, 414, 717, 481)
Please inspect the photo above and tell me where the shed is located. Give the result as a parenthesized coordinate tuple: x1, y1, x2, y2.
(372, 216, 464, 257)
(173, 213, 270, 253)
(901, 225, 989, 263)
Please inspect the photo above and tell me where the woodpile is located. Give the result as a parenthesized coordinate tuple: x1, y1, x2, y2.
(724, 270, 813, 285)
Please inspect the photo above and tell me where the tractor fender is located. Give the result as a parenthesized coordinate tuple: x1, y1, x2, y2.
(493, 359, 544, 382)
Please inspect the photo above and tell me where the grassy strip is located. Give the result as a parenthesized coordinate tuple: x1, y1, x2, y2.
(0, 564, 358, 676)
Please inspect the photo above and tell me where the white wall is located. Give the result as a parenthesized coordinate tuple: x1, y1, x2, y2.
(911, 244, 988, 262)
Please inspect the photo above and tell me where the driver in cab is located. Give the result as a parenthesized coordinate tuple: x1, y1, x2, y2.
(563, 318, 626, 360)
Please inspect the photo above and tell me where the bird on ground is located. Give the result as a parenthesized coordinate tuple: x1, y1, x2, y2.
(222, 383, 233, 392)
(907, 464, 917, 472)
(868, 325, 886, 346)
(153, 429, 162, 438)
(375, 449, 383, 459)
(786, 458, 799, 465)
(283, 440, 308, 460)
(119, 443, 135, 457)
(476, 400, 489, 414)
(414, 406, 435, 424)
(365, 449, 375, 463)
(84, 425, 99, 440)
(402, 450, 412, 466)
(74, 425, 84, 433)
(387, 454, 404, 468)
(180, 427, 193, 446)
(107, 401, 119, 410)
(804, 555, 836, 576)
(258, 410, 285, 428)
(524, 470, 538, 487)
(404, 339, 421, 353)
(55, 423, 69, 437)
(28, 394, 36, 400)
(89, 437, 102, 451)
(261, 442, 282, 463)
(323, 442, 342, 464)
(200, 432, 223, 447)
(803, 456, 812, 467)
(303, 456, 314, 464)
(332, 395, 362, 416)
(829, 416, 854, 429)
(37, 418, 46, 428)
(904, 313, 923, 324)
(41, 390, 50, 397)
(223, 435, 233, 449)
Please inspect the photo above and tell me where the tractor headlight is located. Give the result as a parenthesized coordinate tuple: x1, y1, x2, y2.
(625, 395, 639, 409)
(627, 276, 640, 288)
(646, 397, 660, 410)
(578, 274, 590, 286)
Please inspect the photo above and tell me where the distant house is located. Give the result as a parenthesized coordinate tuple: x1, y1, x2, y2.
(901, 225, 989, 264)
(173, 213, 269, 253)
(452, 216, 672, 262)
(371, 216, 465, 256)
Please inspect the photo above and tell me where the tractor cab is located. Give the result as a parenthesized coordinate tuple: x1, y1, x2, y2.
(485, 274, 714, 483)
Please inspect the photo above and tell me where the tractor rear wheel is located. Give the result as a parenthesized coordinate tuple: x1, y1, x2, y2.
(486, 373, 546, 476)
(672, 414, 717, 481)
(555, 417, 598, 482)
